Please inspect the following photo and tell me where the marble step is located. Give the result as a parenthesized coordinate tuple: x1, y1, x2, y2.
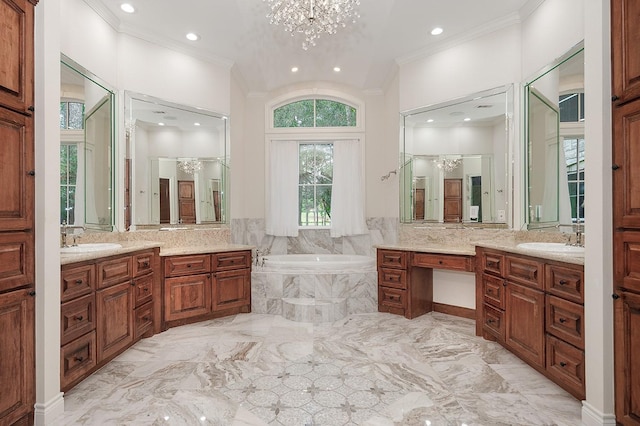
(282, 297, 347, 323)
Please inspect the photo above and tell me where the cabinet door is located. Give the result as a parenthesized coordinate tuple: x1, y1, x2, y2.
(614, 290, 640, 424)
(0, 231, 33, 293)
(0, 289, 34, 425)
(212, 269, 250, 311)
(505, 282, 545, 368)
(613, 100, 640, 229)
(96, 281, 133, 362)
(612, 0, 640, 104)
(0, 108, 33, 230)
(164, 274, 211, 322)
(0, 0, 35, 114)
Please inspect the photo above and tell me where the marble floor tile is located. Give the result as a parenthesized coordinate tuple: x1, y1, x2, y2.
(54, 312, 582, 426)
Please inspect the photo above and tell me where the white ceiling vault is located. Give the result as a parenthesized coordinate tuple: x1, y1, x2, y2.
(84, 0, 542, 94)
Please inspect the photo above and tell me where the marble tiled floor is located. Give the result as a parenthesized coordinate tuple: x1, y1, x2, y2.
(55, 312, 582, 425)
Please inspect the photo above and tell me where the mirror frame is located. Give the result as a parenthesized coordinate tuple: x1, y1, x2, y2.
(124, 91, 230, 229)
(399, 84, 513, 227)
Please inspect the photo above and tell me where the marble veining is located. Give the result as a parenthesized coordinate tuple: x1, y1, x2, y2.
(55, 312, 582, 425)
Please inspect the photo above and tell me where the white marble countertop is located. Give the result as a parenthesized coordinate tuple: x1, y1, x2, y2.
(160, 244, 254, 257)
(375, 241, 584, 266)
(60, 241, 163, 265)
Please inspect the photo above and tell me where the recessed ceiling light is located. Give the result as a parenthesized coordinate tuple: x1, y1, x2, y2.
(158, 122, 165, 126)
(463, 117, 471, 122)
(186, 32, 200, 41)
(431, 27, 444, 36)
(427, 119, 434, 123)
(291, 67, 299, 72)
(333, 67, 341, 72)
(194, 122, 200, 126)
(120, 3, 135, 13)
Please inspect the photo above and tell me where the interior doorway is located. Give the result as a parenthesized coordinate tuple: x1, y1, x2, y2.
(443, 178, 462, 223)
(178, 180, 196, 224)
(159, 178, 170, 224)
(414, 188, 425, 220)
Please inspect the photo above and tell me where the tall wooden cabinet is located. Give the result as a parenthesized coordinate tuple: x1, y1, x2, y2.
(612, 0, 640, 423)
(0, 0, 38, 424)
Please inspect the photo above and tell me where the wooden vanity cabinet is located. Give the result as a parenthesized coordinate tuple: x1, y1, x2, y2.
(476, 246, 585, 399)
(162, 250, 251, 329)
(60, 248, 159, 392)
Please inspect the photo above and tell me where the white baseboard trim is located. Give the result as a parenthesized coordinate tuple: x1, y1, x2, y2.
(581, 401, 616, 426)
(34, 392, 64, 426)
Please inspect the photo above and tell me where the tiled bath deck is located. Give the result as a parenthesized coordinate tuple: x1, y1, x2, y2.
(55, 312, 582, 425)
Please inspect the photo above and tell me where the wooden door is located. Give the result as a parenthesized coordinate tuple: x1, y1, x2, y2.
(612, 0, 640, 105)
(0, 0, 35, 115)
(414, 189, 425, 220)
(96, 282, 133, 362)
(505, 281, 545, 369)
(124, 159, 131, 230)
(164, 274, 211, 322)
(212, 190, 221, 222)
(0, 289, 34, 425)
(614, 290, 640, 425)
(212, 269, 250, 311)
(0, 108, 34, 231)
(178, 180, 196, 224)
(159, 178, 170, 224)
(613, 100, 640, 229)
(443, 179, 462, 223)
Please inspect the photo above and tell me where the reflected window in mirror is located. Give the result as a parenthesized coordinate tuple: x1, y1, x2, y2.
(125, 92, 229, 228)
(400, 85, 513, 226)
(274, 99, 356, 128)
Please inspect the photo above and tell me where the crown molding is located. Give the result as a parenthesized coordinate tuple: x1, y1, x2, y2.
(82, 0, 121, 31)
(519, 0, 546, 21)
(395, 11, 521, 66)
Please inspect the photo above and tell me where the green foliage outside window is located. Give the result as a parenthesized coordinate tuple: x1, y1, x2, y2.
(274, 99, 356, 128)
(299, 143, 333, 226)
(60, 144, 78, 224)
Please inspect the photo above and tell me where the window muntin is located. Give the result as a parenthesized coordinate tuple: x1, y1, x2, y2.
(60, 144, 78, 224)
(274, 99, 356, 128)
(299, 143, 333, 226)
(60, 101, 85, 129)
(559, 93, 584, 122)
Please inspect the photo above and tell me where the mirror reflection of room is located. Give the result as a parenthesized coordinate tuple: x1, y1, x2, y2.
(125, 93, 228, 228)
(401, 86, 510, 225)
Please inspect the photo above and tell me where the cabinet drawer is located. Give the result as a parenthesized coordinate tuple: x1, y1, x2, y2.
(546, 295, 584, 349)
(482, 273, 505, 309)
(133, 273, 153, 308)
(134, 301, 154, 340)
(60, 331, 97, 391)
(480, 250, 505, 276)
(163, 254, 211, 277)
(60, 294, 95, 345)
(97, 256, 133, 289)
(377, 250, 407, 269)
(133, 251, 155, 277)
(546, 334, 585, 400)
(212, 251, 251, 271)
(505, 255, 543, 289)
(378, 268, 406, 289)
(545, 264, 584, 304)
(61, 263, 95, 302)
(483, 303, 505, 340)
(378, 286, 405, 310)
(412, 252, 473, 272)
(0, 232, 34, 293)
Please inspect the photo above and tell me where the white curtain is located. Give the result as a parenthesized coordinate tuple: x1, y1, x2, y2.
(331, 139, 368, 237)
(266, 140, 299, 236)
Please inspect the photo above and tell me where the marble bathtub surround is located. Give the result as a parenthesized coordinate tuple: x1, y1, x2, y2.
(56, 312, 582, 425)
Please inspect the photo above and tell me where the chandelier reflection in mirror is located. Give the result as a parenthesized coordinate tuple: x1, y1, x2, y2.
(264, 0, 361, 50)
(178, 159, 203, 175)
(434, 158, 462, 172)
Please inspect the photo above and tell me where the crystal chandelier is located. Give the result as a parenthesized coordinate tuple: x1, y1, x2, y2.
(264, 0, 361, 50)
(178, 159, 203, 175)
(434, 158, 462, 173)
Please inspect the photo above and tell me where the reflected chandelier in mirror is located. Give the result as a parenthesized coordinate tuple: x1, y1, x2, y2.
(125, 92, 229, 229)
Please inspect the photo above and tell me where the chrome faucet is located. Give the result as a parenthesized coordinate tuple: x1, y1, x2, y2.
(60, 221, 86, 247)
(557, 222, 584, 247)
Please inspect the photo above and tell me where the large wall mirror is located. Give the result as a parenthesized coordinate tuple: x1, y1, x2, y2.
(125, 92, 229, 229)
(60, 55, 115, 231)
(400, 85, 512, 225)
(524, 44, 584, 229)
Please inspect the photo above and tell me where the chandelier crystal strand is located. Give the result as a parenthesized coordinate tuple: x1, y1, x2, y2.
(265, 0, 361, 50)
(434, 158, 461, 173)
(178, 159, 203, 175)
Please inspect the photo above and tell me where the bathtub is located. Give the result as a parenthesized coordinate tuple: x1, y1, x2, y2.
(251, 254, 378, 322)
(261, 254, 376, 273)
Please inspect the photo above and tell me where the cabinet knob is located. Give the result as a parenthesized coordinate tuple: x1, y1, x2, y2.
(558, 318, 566, 323)
(559, 361, 567, 367)
(75, 315, 83, 321)
(613, 293, 621, 300)
(28, 291, 36, 297)
(612, 164, 620, 171)
(612, 95, 619, 102)
(487, 319, 495, 324)
(558, 280, 567, 285)
(75, 279, 84, 285)
(142, 262, 149, 267)
(27, 170, 35, 176)
(28, 105, 35, 112)
(187, 264, 192, 268)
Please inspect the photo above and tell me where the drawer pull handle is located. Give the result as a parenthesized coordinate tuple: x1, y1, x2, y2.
(559, 362, 567, 367)
(187, 264, 192, 268)
(487, 319, 495, 324)
(75, 279, 84, 284)
(142, 262, 149, 267)
(75, 315, 83, 321)
(142, 316, 150, 321)
(558, 318, 567, 323)
(559, 280, 567, 285)
(438, 260, 443, 265)
(74, 356, 84, 362)
(487, 261, 498, 267)
(144, 288, 149, 292)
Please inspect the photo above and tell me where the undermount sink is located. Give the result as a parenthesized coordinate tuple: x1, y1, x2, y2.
(60, 243, 122, 254)
(516, 242, 584, 257)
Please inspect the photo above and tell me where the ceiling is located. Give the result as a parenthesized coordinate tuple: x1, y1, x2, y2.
(86, 0, 538, 93)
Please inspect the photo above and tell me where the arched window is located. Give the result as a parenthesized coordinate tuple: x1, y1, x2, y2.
(273, 99, 356, 128)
